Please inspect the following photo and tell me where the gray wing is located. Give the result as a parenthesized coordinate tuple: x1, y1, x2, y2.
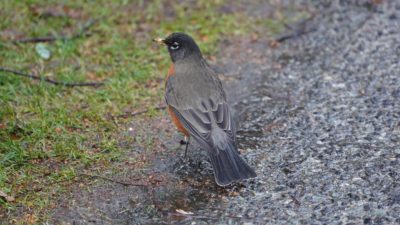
(165, 76, 236, 152)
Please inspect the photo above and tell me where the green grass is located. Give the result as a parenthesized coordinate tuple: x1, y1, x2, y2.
(0, 0, 276, 222)
(0, 0, 305, 223)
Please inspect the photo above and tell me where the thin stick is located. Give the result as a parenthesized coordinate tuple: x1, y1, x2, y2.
(275, 28, 315, 42)
(78, 172, 147, 187)
(275, 15, 316, 43)
(168, 212, 262, 223)
(13, 19, 99, 43)
(116, 106, 166, 118)
(18, 171, 150, 196)
(0, 67, 105, 87)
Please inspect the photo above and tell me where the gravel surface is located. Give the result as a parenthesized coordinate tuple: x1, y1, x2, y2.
(52, 1, 400, 224)
(226, 1, 400, 224)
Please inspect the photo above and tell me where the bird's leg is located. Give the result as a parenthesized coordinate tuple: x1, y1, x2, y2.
(184, 136, 190, 158)
(179, 138, 187, 145)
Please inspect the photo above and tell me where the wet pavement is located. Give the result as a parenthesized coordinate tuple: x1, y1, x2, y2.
(52, 1, 400, 224)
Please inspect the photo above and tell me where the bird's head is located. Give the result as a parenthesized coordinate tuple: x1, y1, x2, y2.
(154, 32, 202, 63)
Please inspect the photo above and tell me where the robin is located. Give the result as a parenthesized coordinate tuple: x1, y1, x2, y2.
(154, 32, 256, 186)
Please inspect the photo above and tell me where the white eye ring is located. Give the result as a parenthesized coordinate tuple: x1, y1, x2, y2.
(170, 42, 179, 50)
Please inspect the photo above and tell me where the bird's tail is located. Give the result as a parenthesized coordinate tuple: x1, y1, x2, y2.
(207, 141, 257, 186)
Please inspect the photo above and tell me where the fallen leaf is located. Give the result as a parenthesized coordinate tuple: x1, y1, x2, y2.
(24, 214, 38, 224)
(176, 209, 194, 215)
(0, 190, 15, 202)
(269, 40, 280, 48)
(35, 43, 51, 60)
(200, 35, 209, 41)
(208, 55, 217, 62)
(372, 0, 383, 4)
(251, 32, 259, 42)
(229, 191, 240, 197)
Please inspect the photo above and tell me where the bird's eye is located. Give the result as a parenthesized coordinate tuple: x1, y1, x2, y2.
(170, 42, 179, 50)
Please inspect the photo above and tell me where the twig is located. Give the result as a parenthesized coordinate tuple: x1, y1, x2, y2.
(129, 106, 166, 116)
(275, 15, 316, 43)
(169, 212, 263, 223)
(18, 171, 155, 196)
(19, 176, 75, 196)
(116, 106, 167, 118)
(13, 19, 98, 43)
(275, 28, 316, 43)
(14, 36, 64, 43)
(290, 194, 301, 206)
(78, 172, 147, 187)
(0, 67, 105, 87)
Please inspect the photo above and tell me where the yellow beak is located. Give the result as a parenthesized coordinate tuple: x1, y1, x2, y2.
(153, 37, 166, 45)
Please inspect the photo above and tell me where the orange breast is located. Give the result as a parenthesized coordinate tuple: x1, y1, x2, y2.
(168, 106, 189, 136)
(165, 64, 190, 137)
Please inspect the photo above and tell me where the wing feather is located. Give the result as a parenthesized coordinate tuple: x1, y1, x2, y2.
(165, 68, 236, 153)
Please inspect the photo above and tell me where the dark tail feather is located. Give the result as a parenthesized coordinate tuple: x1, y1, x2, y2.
(208, 142, 257, 186)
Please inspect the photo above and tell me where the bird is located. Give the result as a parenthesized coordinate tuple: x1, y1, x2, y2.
(154, 32, 256, 186)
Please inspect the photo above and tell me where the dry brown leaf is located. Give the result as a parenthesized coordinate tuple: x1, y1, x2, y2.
(24, 214, 38, 225)
(176, 209, 194, 215)
(0, 190, 15, 202)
